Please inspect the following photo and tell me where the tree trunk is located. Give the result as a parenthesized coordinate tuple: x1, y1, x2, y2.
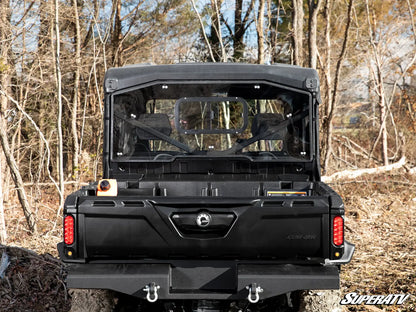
(323, 0, 353, 173)
(38, 0, 51, 54)
(380, 82, 389, 166)
(365, 0, 389, 166)
(257, 0, 266, 64)
(370, 46, 390, 166)
(234, 0, 245, 60)
(209, 0, 222, 61)
(292, 0, 304, 66)
(53, 0, 65, 211)
(213, 0, 227, 61)
(308, 0, 322, 69)
(371, 41, 390, 167)
(0, 152, 6, 243)
(71, 0, 81, 181)
(191, 0, 216, 62)
(111, 0, 123, 66)
(82, 0, 99, 48)
(0, 120, 37, 233)
(233, 0, 255, 61)
(320, 0, 332, 164)
(0, 0, 9, 243)
(268, 0, 282, 63)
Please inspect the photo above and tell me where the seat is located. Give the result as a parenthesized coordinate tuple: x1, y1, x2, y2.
(251, 113, 286, 140)
(135, 114, 172, 140)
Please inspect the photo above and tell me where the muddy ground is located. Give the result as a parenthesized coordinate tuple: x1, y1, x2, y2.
(0, 172, 414, 311)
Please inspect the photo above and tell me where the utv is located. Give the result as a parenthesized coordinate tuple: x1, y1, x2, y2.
(58, 63, 354, 311)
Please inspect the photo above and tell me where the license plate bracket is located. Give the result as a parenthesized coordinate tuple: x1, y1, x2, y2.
(171, 266, 236, 292)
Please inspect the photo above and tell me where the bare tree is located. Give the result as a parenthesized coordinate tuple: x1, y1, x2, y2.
(322, 0, 354, 173)
(318, 0, 333, 171)
(257, 0, 266, 64)
(266, 0, 290, 63)
(292, 0, 304, 65)
(207, 0, 223, 61)
(0, 119, 37, 233)
(365, 0, 416, 166)
(0, 163, 6, 243)
(213, 0, 227, 62)
(233, 0, 255, 60)
(308, 0, 322, 69)
(0, 1, 37, 234)
(0, 0, 9, 244)
(191, 0, 216, 62)
(53, 0, 65, 210)
(364, 0, 389, 165)
(110, 0, 123, 66)
(71, 0, 81, 181)
(218, 0, 255, 61)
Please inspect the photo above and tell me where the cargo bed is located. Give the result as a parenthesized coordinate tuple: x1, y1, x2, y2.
(61, 179, 344, 262)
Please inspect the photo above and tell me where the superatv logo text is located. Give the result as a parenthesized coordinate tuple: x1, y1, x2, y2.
(340, 292, 410, 305)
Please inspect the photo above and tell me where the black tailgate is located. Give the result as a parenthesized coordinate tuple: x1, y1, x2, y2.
(77, 197, 330, 260)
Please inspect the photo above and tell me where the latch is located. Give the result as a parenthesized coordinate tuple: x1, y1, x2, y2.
(105, 78, 118, 92)
(305, 78, 318, 90)
(246, 283, 263, 303)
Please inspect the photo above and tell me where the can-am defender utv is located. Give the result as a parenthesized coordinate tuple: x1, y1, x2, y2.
(58, 63, 354, 311)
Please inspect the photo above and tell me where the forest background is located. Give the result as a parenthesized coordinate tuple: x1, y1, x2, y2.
(0, 0, 415, 311)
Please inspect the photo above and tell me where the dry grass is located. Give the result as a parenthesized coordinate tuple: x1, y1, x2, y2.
(332, 172, 416, 312)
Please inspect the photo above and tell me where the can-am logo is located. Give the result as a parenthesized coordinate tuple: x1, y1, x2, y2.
(196, 212, 211, 228)
(340, 292, 410, 305)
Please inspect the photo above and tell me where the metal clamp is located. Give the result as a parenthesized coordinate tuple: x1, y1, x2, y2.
(246, 283, 263, 303)
(143, 282, 160, 303)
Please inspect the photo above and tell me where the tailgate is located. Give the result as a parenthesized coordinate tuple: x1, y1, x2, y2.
(75, 197, 330, 260)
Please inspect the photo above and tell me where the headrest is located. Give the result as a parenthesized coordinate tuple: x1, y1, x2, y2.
(251, 113, 285, 138)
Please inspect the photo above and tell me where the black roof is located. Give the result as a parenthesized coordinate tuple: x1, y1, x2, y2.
(104, 63, 321, 102)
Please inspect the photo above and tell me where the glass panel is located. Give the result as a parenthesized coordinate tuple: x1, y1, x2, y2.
(111, 83, 311, 161)
(176, 97, 247, 134)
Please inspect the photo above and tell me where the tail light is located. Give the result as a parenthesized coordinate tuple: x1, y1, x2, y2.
(333, 216, 344, 246)
(64, 215, 75, 245)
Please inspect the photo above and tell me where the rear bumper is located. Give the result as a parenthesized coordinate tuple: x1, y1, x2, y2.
(63, 261, 339, 301)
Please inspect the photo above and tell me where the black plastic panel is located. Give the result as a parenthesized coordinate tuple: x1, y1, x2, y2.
(76, 194, 329, 260)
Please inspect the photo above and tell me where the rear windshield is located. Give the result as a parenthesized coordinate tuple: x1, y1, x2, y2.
(111, 83, 311, 162)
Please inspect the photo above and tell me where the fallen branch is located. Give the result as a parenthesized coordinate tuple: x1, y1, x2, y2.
(322, 156, 407, 183)
(20, 181, 89, 187)
(333, 135, 381, 164)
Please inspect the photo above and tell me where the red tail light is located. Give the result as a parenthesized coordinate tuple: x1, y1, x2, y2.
(333, 216, 344, 246)
(64, 215, 74, 245)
